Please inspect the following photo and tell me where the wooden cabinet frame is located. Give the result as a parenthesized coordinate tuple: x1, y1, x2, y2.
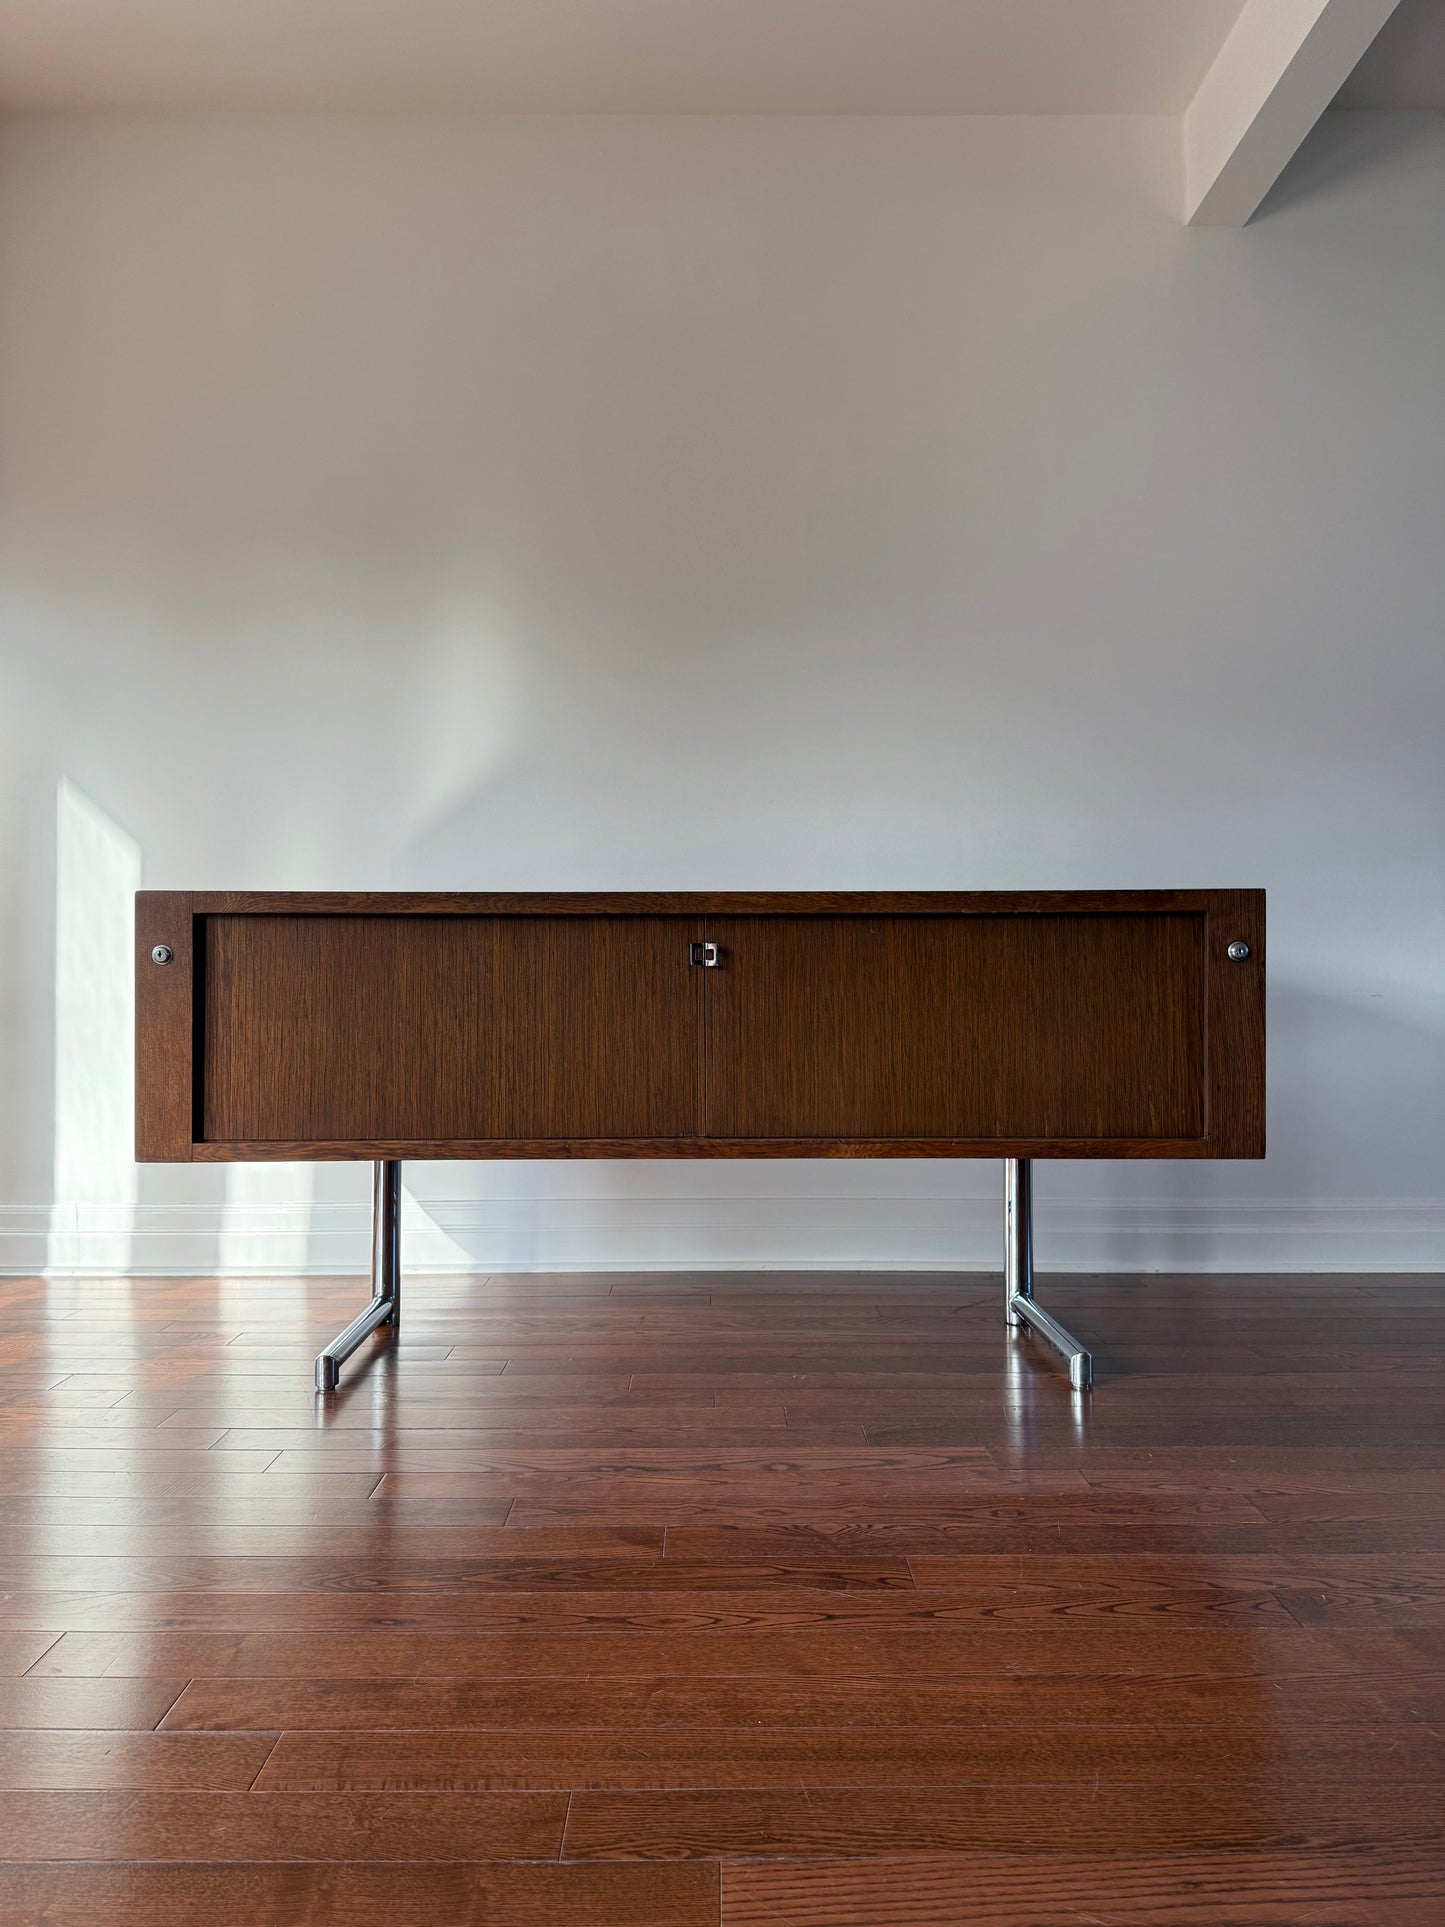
(137, 890, 1264, 1162)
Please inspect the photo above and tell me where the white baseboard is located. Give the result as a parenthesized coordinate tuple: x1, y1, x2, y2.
(4, 1197, 1442, 1276)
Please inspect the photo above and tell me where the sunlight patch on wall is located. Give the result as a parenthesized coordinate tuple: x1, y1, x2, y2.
(49, 779, 141, 1272)
(401, 1182, 478, 1272)
(218, 1161, 318, 1274)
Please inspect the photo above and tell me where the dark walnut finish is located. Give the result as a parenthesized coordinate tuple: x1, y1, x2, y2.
(702, 912, 1204, 1141)
(133, 892, 195, 1163)
(201, 914, 700, 1146)
(135, 890, 1264, 1161)
(2, 1269, 1441, 1925)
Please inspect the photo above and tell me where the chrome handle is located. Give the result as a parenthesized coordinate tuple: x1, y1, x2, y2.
(689, 941, 720, 968)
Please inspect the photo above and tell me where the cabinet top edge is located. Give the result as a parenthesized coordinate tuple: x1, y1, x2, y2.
(148, 889, 1265, 917)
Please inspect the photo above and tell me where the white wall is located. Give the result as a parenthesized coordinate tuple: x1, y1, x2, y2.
(1, 111, 1442, 1276)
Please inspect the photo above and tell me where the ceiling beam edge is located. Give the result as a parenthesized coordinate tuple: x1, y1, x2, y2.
(1183, 0, 1402, 226)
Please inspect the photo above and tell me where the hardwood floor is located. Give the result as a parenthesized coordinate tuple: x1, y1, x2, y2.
(0, 1270, 1441, 1924)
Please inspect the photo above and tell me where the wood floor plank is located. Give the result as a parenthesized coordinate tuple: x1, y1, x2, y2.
(376, 1446, 998, 1475)
(0, 1555, 915, 1594)
(665, 1520, 1445, 1557)
(0, 1633, 59, 1678)
(160, 1668, 1445, 1731)
(0, 1679, 187, 1730)
(1077, 1443, 1445, 1475)
(905, 1551, 1445, 1588)
(218, 1420, 762, 1452)
(0, 1425, 229, 1450)
(247, 1426, 867, 1449)
(1256, 1491, 1445, 1524)
(0, 1596, 119, 1632)
(56, 1403, 239, 1425)
(0, 1862, 718, 1927)
(253, 1722, 1445, 1791)
(0, 1524, 666, 1559)
(0, 1788, 566, 1859)
(8, 1582, 1295, 1633)
(563, 1782, 1445, 1857)
(505, 1484, 1100, 1527)
(252, 1428, 873, 1462)
(0, 1731, 277, 1789)
(0, 1493, 513, 1529)
(719, 1848, 1445, 1925)
(32, 1623, 1399, 1679)
(0, 1471, 386, 1499)
(1279, 1583, 1445, 1626)
(0, 1387, 134, 1409)
(0, 1449, 279, 1474)
(888, 1419, 1445, 1448)
(149, 1383, 642, 1415)
(663, 1494, 1272, 1534)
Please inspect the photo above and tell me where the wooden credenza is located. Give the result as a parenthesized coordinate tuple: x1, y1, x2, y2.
(135, 890, 1264, 1389)
(136, 890, 1264, 1162)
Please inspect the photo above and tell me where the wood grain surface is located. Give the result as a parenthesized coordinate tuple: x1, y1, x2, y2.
(201, 913, 700, 1143)
(720, 1848, 1444, 1925)
(132, 894, 194, 1162)
(3, 1266, 1438, 1926)
(134, 890, 1266, 1158)
(702, 912, 1204, 1139)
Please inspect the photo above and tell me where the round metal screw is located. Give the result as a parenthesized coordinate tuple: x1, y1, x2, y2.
(1226, 941, 1250, 961)
(151, 945, 173, 966)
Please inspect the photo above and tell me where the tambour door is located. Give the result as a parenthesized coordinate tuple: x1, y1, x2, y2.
(701, 913, 1209, 1145)
(200, 914, 700, 1146)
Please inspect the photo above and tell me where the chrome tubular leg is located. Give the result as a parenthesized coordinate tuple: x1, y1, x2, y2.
(1004, 1156, 1093, 1391)
(315, 1160, 402, 1393)
(1003, 1156, 1032, 1325)
(373, 1157, 400, 1333)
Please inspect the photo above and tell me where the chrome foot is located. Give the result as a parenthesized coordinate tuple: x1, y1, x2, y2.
(1008, 1293, 1094, 1390)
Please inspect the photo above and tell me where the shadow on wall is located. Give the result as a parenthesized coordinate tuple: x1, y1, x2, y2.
(1255, 109, 1439, 223)
(1043, 977, 1445, 1273)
